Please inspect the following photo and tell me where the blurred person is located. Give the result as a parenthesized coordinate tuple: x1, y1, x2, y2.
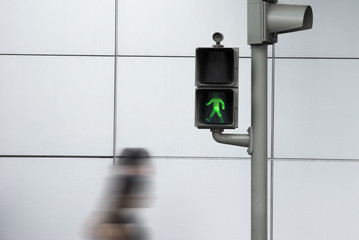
(86, 148, 153, 240)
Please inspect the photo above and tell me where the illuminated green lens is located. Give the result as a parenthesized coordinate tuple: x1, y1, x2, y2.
(197, 89, 234, 125)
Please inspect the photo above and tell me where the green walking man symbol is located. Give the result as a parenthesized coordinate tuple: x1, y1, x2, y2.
(205, 93, 225, 123)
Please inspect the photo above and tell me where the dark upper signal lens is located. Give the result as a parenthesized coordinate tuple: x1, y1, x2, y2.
(196, 48, 235, 85)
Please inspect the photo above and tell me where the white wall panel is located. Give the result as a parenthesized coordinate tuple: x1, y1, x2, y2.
(143, 158, 250, 240)
(274, 59, 359, 159)
(0, 0, 114, 55)
(117, 0, 250, 57)
(116, 57, 253, 157)
(276, 0, 359, 58)
(0, 56, 114, 156)
(0, 157, 251, 240)
(0, 157, 113, 240)
(274, 160, 359, 240)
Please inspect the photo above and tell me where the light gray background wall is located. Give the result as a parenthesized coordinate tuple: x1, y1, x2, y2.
(0, 0, 358, 239)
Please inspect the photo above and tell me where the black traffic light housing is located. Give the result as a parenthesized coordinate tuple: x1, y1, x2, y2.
(195, 34, 239, 129)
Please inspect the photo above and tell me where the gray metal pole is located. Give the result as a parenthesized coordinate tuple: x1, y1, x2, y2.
(251, 45, 268, 240)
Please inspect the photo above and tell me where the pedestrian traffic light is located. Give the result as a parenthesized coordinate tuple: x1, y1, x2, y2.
(248, 0, 313, 44)
(195, 35, 239, 129)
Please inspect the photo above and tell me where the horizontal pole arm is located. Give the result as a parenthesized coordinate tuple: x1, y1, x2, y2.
(211, 128, 253, 155)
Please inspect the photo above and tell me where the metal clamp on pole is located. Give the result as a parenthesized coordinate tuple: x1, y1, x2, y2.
(211, 127, 253, 155)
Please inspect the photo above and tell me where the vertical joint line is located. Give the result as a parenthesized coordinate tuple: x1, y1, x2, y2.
(270, 44, 276, 240)
(113, 0, 119, 165)
(270, 48, 275, 158)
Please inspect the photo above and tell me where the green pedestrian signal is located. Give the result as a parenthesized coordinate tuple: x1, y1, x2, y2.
(195, 37, 239, 129)
(196, 89, 236, 127)
(206, 94, 225, 123)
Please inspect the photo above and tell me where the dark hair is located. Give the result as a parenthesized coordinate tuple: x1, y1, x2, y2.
(117, 148, 149, 167)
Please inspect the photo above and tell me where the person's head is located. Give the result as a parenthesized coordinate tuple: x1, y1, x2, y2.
(117, 148, 149, 168)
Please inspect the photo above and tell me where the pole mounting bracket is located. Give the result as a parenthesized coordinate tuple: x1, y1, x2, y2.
(211, 127, 253, 155)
